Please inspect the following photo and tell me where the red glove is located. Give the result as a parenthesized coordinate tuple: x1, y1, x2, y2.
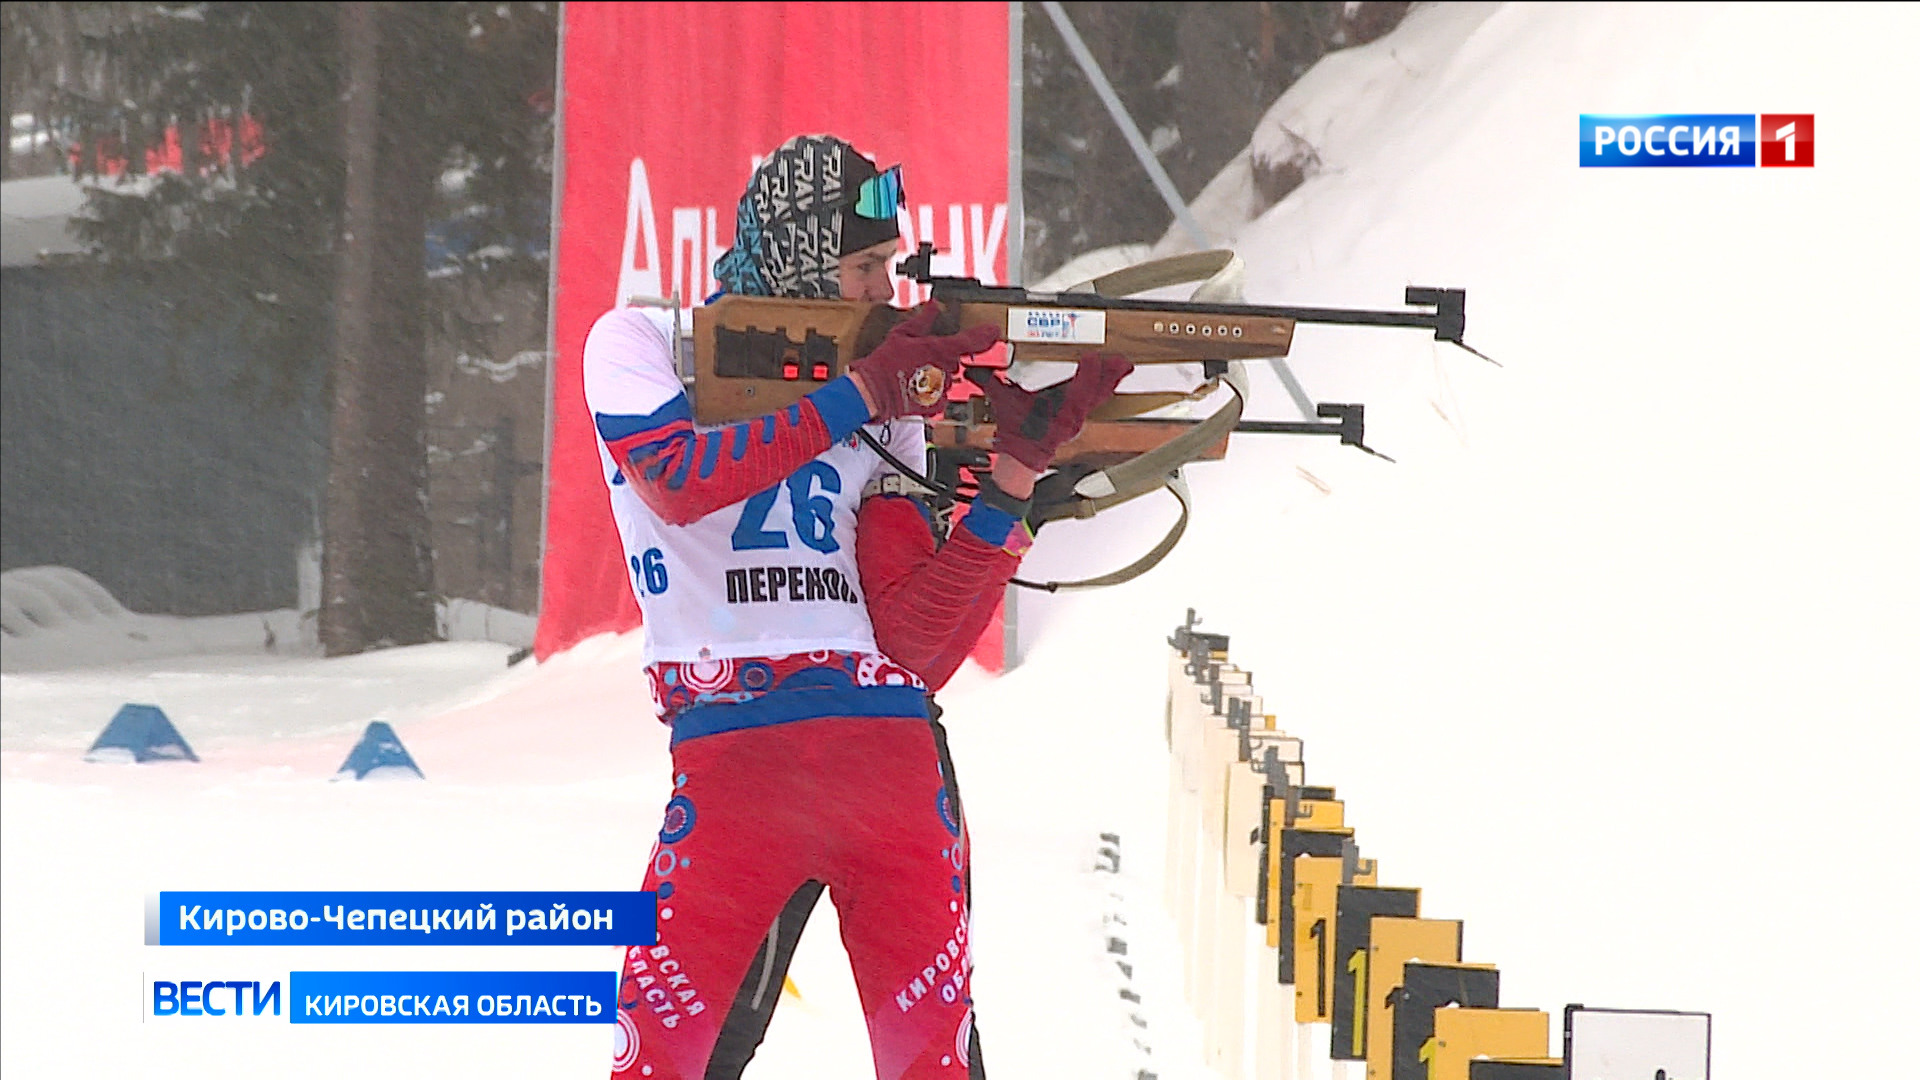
(847, 304, 1002, 422)
(966, 353, 1134, 471)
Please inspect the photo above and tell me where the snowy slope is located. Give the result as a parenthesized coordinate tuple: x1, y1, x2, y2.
(4, 4, 1918, 1079)
(1015, 3, 1920, 1078)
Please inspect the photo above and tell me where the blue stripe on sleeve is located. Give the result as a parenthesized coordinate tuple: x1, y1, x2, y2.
(697, 431, 722, 479)
(729, 425, 749, 461)
(959, 502, 1020, 547)
(758, 415, 776, 445)
(622, 433, 689, 465)
(594, 395, 692, 441)
(665, 446, 695, 490)
(808, 377, 872, 443)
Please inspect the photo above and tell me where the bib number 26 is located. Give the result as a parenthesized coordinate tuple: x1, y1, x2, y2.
(731, 463, 843, 554)
(633, 548, 669, 595)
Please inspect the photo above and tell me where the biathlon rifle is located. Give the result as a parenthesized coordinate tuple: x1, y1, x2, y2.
(684, 243, 1483, 589)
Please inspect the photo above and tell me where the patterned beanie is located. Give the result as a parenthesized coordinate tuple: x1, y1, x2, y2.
(712, 134, 902, 298)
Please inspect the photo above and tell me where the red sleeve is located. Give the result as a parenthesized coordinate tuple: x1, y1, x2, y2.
(585, 305, 874, 526)
(607, 398, 838, 526)
(857, 495, 1024, 690)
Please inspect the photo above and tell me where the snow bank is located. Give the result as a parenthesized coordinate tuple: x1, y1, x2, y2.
(0, 566, 307, 673)
(1, 566, 534, 674)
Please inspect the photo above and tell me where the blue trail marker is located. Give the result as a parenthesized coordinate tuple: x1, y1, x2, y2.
(85, 703, 199, 763)
(334, 721, 425, 781)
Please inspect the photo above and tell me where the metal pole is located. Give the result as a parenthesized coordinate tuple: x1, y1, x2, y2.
(536, 2, 567, 626)
(1003, 0, 1025, 670)
(1266, 357, 1318, 421)
(1008, 0, 1025, 288)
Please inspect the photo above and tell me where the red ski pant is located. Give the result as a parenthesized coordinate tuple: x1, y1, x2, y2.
(610, 716, 975, 1080)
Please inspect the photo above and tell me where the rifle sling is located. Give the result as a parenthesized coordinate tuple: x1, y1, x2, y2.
(1013, 471, 1191, 593)
(1001, 250, 1253, 590)
(1061, 362, 1248, 510)
(1089, 387, 1215, 422)
(1065, 249, 1241, 300)
(855, 424, 1185, 592)
(1026, 247, 1250, 518)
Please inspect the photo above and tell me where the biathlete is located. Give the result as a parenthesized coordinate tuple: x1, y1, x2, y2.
(587, 134, 1130, 1080)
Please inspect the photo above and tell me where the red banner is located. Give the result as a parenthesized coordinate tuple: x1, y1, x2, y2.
(536, 3, 1011, 666)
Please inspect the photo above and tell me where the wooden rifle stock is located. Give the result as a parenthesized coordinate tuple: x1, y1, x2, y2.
(688, 293, 1296, 428)
(672, 250, 1469, 587)
(687, 249, 1467, 473)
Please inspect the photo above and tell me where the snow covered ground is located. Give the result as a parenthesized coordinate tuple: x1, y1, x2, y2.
(5, 4, 1918, 1079)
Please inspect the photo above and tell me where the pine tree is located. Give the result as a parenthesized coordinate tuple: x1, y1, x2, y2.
(35, 1, 555, 655)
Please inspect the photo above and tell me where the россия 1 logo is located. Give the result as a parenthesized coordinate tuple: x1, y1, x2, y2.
(1580, 114, 1814, 167)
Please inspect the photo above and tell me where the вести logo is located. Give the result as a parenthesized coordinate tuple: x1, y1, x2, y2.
(151, 979, 283, 1017)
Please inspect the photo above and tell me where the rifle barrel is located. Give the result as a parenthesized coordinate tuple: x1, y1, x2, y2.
(930, 282, 1460, 336)
(1234, 420, 1347, 435)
